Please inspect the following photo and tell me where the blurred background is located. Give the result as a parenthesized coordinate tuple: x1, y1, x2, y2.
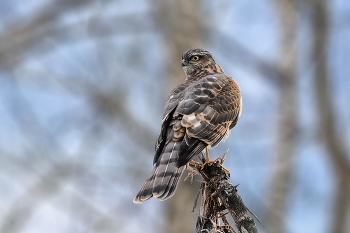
(0, 0, 349, 233)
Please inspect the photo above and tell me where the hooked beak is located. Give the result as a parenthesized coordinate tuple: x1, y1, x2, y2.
(181, 59, 187, 67)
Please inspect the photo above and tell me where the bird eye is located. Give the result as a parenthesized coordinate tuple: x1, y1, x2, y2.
(191, 55, 200, 61)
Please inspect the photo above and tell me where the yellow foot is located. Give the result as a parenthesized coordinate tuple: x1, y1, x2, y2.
(201, 160, 211, 170)
(200, 158, 230, 174)
(213, 158, 230, 174)
(201, 147, 211, 170)
(200, 148, 231, 175)
(189, 160, 201, 166)
(185, 160, 201, 183)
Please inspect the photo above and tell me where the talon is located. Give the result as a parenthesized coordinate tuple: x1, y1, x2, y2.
(201, 161, 210, 170)
(200, 148, 231, 174)
(221, 165, 231, 175)
(213, 158, 230, 174)
(185, 161, 200, 183)
(189, 160, 200, 165)
(188, 160, 201, 170)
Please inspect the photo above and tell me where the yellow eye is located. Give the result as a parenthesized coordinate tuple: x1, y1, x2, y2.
(191, 55, 199, 61)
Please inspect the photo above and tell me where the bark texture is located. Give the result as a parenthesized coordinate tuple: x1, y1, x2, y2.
(189, 157, 259, 233)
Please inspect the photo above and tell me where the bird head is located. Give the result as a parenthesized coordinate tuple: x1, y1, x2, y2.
(181, 48, 224, 78)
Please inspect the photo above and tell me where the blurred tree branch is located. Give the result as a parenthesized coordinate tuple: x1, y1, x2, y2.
(0, 163, 80, 233)
(310, 1, 350, 232)
(0, 162, 124, 233)
(0, 0, 95, 68)
(266, 1, 298, 232)
(0, 79, 128, 232)
(0, 0, 280, 87)
(210, 30, 281, 84)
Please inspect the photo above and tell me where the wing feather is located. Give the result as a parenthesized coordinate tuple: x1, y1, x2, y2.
(176, 74, 242, 148)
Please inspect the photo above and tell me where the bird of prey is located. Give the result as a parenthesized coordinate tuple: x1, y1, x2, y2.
(133, 48, 242, 203)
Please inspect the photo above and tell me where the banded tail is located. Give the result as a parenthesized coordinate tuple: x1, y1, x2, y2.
(133, 141, 184, 203)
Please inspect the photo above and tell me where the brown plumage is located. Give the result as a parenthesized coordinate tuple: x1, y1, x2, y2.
(133, 48, 242, 203)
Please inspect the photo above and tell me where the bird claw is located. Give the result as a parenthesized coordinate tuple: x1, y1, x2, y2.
(185, 160, 201, 183)
(201, 149, 231, 175)
(201, 158, 230, 174)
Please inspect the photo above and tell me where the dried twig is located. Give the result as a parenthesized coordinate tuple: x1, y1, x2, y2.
(188, 154, 260, 233)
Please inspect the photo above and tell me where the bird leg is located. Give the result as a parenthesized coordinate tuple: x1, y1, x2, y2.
(200, 147, 212, 170)
(205, 147, 210, 161)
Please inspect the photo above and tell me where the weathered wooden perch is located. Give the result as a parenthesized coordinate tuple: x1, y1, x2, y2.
(187, 153, 260, 233)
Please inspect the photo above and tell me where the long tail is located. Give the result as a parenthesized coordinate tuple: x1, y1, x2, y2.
(133, 141, 184, 203)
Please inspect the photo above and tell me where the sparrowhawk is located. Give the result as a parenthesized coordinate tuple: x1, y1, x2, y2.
(133, 48, 242, 203)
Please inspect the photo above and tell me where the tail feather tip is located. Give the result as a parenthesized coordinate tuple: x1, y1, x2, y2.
(133, 194, 153, 204)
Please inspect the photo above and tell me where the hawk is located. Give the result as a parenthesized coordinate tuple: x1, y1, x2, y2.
(133, 48, 242, 203)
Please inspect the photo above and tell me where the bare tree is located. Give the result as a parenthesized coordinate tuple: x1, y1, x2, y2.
(309, 0, 350, 232)
(266, 1, 298, 232)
